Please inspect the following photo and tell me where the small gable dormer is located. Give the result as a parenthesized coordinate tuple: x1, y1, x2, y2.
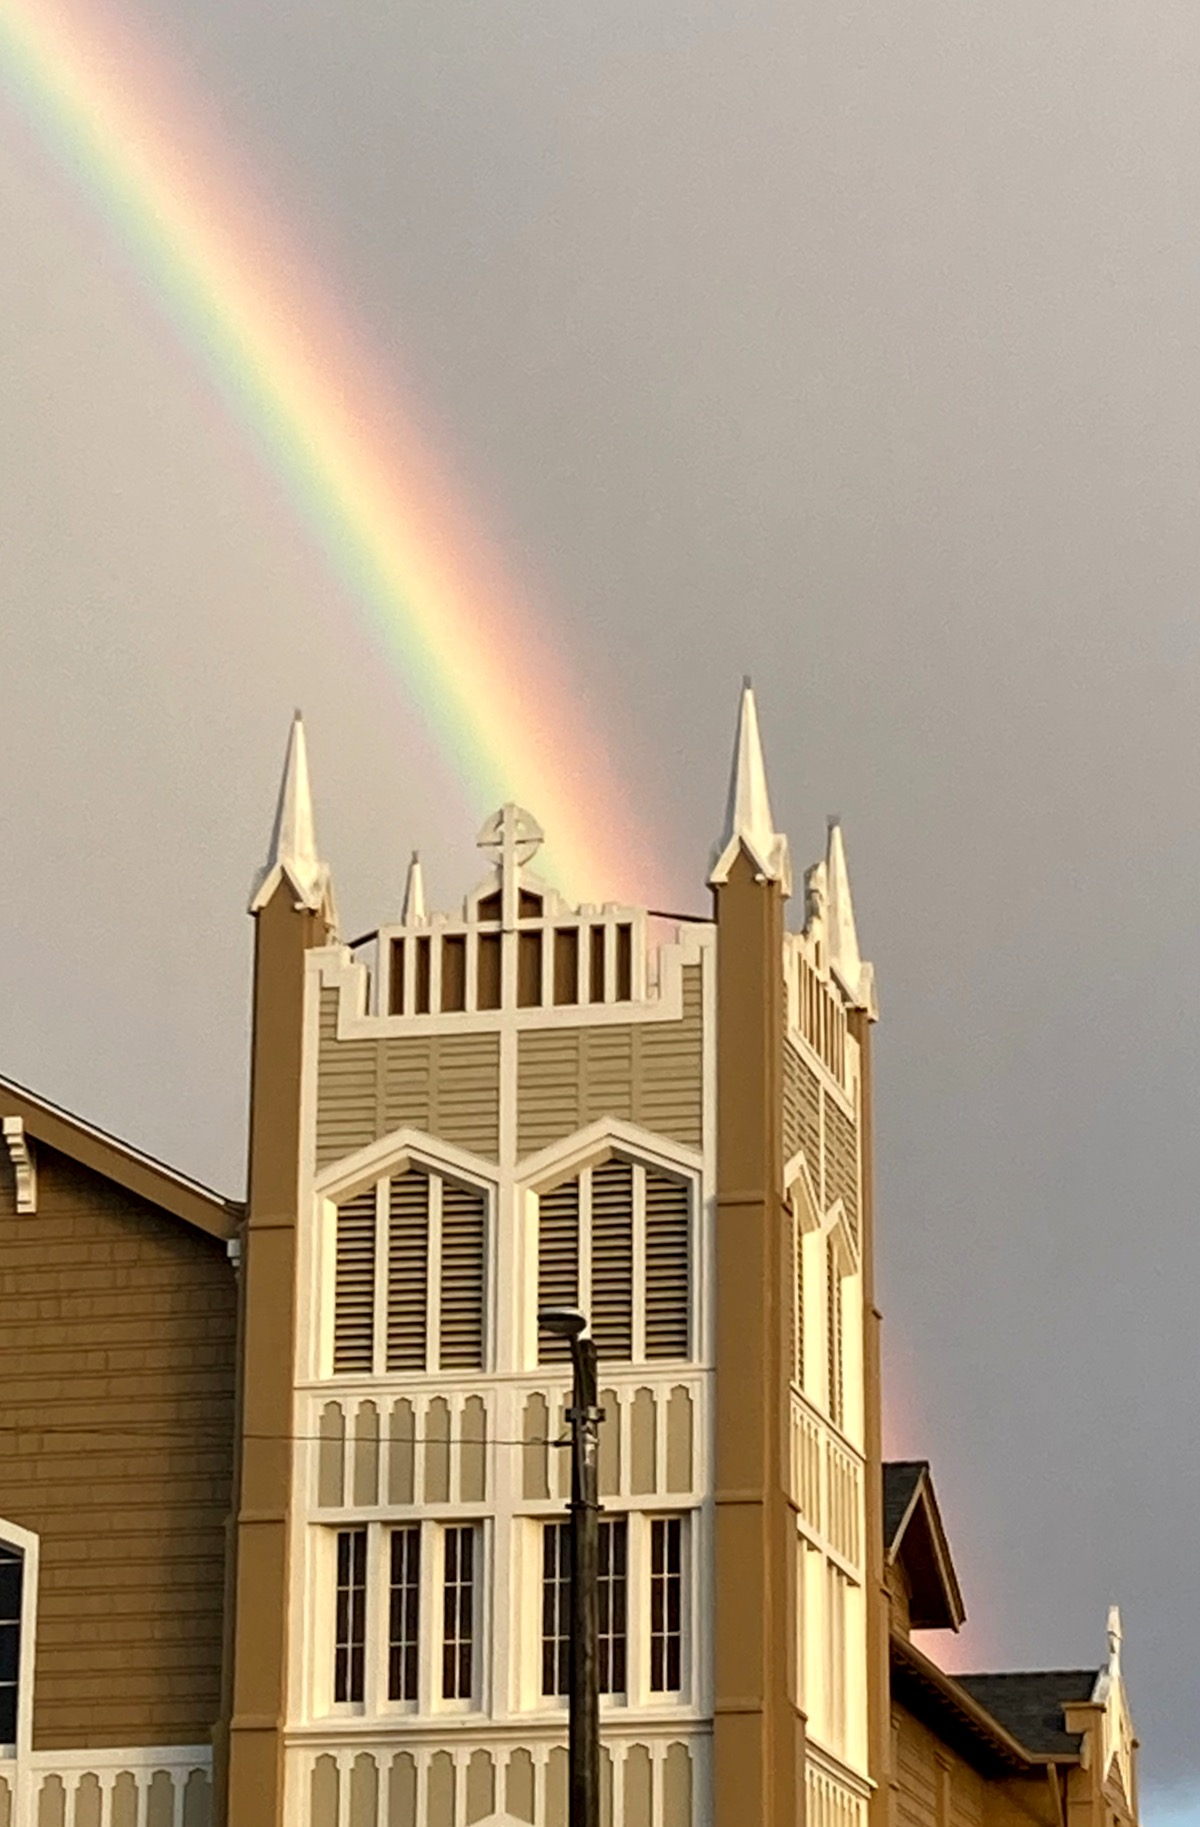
(883, 1460, 966, 1635)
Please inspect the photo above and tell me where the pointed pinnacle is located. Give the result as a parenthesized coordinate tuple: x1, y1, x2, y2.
(709, 680, 791, 891)
(248, 712, 332, 914)
(402, 851, 427, 925)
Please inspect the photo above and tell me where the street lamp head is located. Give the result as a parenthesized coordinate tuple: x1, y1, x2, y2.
(538, 1306, 588, 1341)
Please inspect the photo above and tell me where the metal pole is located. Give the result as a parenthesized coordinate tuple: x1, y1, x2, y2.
(568, 1334, 601, 1827)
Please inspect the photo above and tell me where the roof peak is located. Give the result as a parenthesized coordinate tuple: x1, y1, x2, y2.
(249, 712, 335, 918)
(824, 817, 877, 1016)
(709, 680, 791, 892)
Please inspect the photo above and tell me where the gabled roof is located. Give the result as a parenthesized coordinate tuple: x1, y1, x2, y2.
(0, 1073, 237, 1241)
(891, 1632, 1096, 1774)
(883, 1460, 966, 1631)
(955, 1672, 1098, 1757)
(890, 1631, 1034, 1774)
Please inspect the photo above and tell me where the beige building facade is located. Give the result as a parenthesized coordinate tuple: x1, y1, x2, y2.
(0, 690, 1141, 1827)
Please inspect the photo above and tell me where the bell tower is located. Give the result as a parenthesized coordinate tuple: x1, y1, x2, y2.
(218, 714, 336, 1827)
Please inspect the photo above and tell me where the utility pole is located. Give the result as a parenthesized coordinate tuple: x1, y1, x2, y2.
(539, 1307, 602, 1827)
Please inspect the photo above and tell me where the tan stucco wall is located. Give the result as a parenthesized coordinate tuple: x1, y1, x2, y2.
(0, 1141, 235, 1749)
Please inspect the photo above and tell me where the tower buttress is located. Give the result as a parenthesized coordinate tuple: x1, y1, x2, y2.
(710, 684, 803, 1827)
(218, 715, 335, 1827)
(826, 823, 887, 1827)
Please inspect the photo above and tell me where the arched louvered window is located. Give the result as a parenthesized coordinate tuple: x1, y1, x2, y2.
(826, 1240, 844, 1429)
(590, 1160, 634, 1359)
(333, 1168, 488, 1375)
(792, 1215, 806, 1391)
(536, 1159, 692, 1364)
(644, 1170, 690, 1359)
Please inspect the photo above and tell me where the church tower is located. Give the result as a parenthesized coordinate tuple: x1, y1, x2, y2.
(219, 690, 880, 1827)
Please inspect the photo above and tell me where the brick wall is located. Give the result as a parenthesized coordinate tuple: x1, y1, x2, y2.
(0, 1143, 236, 1749)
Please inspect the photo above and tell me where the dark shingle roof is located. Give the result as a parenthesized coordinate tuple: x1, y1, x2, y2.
(882, 1461, 965, 1631)
(883, 1461, 926, 1552)
(955, 1671, 1098, 1756)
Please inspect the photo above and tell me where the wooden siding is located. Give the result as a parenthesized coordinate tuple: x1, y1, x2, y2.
(890, 1704, 1060, 1827)
(0, 1142, 235, 1750)
(316, 992, 501, 1166)
(517, 965, 704, 1157)
(783, 1041, 822, 1178)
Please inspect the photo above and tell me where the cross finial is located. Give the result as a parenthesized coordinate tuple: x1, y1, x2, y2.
(477, 804, 544, 924)
(1107, 1605, 1122, 1671)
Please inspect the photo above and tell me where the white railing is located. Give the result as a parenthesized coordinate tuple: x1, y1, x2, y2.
(304, 1370, 709, 1518)
(25, 1747, 211, 1826)
(789, 1388, 864, 1573)
(287, 1728, 708, 1827)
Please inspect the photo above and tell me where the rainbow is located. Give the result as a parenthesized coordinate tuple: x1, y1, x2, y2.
(0, 0, 676, 908)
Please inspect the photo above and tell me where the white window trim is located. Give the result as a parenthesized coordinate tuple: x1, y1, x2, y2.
(321, 1155, 495, 1381)
(528, 1150, 699, 1371)
(532, 1509, 694, 1715)
(315, 1519, 487, 1723)
(0, 1518, 39, 1766)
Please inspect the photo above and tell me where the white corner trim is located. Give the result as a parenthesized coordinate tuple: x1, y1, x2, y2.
(1, 1119, 35, 1214)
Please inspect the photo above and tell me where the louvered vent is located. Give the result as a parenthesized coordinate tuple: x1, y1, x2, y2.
(827, 1242, 843, 1428)
(591, 1160, 634, 1360)
(440, 1182, 486, 1369)
(386, 1171, 430, 1372)
(794, 1223, 805, 1389)
(334, 1189, 377, 1373)
(538, 1178, 580, 1363)
(645, 1170, 690, 1360)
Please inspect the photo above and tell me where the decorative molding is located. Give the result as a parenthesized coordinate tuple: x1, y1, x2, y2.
(1, 1119, 35, 1214)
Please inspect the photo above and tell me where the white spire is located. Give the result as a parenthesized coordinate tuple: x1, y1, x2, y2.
(248, 712, 334, 916)
(824, 818, 877, 1016)
(1107, 1604, 1123, 1675)
(709, 679, 791, 891)
(402, 851, 427, 925)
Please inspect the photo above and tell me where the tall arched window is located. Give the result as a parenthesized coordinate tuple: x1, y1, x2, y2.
(537, 1159, 692, 1364)
(332, 1167, 489, 1376)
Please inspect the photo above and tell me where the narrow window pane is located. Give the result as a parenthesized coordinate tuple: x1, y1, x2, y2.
(589, 925, 606, 1002)
(477, 931, 502, 1009)
(335, 1528, 367, 1704)
(389, 938, 406, 1015)
(615, 923, 633, 1000)
(650, 1518, 683, 1693)
(414, 936, 431, 1014)
(553, 927, 579, 1005)
(518, 930, 543, 1007)
(541, 1521, 571, 1696)
(598, 1518, 628, 1695)
(388, 1527, 421, 1702)
(442, 1525, 476, 1700)
(441, 935, 467, 1011)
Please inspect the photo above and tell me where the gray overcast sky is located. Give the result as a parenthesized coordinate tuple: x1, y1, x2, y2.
(1, 0, 1197, 1810)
